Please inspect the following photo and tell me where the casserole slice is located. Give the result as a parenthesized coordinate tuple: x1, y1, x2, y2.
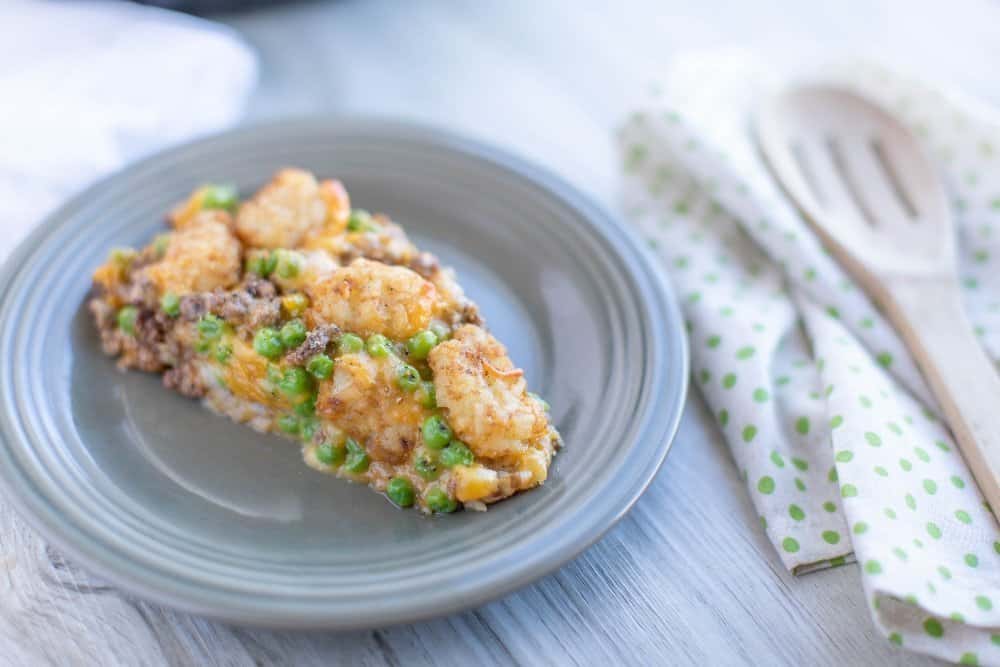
(90, 169, 560, 513)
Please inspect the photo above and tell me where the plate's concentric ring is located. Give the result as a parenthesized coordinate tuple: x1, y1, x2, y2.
(0, 118, 688, 628)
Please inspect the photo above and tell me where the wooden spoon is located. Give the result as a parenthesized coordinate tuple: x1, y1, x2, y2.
(755, 84, 1000, 513)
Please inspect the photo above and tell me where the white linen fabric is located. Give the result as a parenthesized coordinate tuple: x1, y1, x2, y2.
(619, 56, 1000, 665)
(0, 0, 256, 262)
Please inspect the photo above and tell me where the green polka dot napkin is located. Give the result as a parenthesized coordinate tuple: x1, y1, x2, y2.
(618, 56, 1000, 665)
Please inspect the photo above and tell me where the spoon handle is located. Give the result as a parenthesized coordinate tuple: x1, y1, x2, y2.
(883, 275, 1000, 513)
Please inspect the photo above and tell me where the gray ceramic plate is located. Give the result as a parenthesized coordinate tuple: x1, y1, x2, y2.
(0, 119, 687, 629)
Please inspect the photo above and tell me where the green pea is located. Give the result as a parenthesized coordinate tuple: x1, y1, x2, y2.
(366, 333, 392, 358)
(528, 391, 551, 412)
(246, 252, 277, 277)
(152, 234, 170, 258)
(299, 418, 319, 441)
(201, 184, 239, 212)
(253, 327, 284, 359)
(276, 261, 299, 280)
(422, 415, 452, 450)
(406, 330, 439, 360)
(397, 364, 421, 392)
(117, 306, 138, 335)
(160, 292, 180, 317)
(339, 333, 364, 354)
(110, 247, 136, 269)
(418, 381, 436, 409)
(265, 363, 283, 386)
(306, 354, 334, 379)
(273, 249, 303, 279)
(343, 438, 370, 473)
(414, 454, 439, 480)
(315, 441, 345, 466)
(279, 319, 307, 348)
(347, 209, 379, 232)
(425, 487, 458, 513)
(278, 367, 311, 396)
(440, 440, 474, 467)
(245, 255, 266, 277)
(277, 414, 300, 435)
(213, 343, 233, 364)
(197, 313, 224, 341)
(386, 477, 416, 507)
(262, 252, 278, 276)
(294, 394, 317, 417)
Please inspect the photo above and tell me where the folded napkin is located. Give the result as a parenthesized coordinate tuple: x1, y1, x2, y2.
(0, 0, 257, 262)
(619, 55, 1000, 665)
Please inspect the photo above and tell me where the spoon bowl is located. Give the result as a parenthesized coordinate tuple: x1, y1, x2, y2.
(757, 85, 952, 275)
(756, 84, 1000, 518)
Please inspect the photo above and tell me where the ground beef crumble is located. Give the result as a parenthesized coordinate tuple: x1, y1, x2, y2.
(122, 275, 159, 310)
(163, 363, 206, 398)
(408, 251, 439, 279)
(285, 324, 340, 366)
(180, 278, 281, 333)
(88, 296, 176, 374)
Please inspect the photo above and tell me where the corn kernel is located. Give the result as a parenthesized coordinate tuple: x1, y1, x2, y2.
(282, 293, 310, 315)
(454, 464, 499, 502)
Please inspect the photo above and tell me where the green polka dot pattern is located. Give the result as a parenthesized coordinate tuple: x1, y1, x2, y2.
(619, 61, 1000, 664)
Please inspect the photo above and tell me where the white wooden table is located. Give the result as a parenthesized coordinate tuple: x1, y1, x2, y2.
(5, 1, 1000, 664)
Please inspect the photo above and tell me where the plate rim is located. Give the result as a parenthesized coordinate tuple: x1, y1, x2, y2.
(0, 115, 689, 629)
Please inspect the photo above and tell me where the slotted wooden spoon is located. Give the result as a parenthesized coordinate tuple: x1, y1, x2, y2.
(755, 84, 1000, 512)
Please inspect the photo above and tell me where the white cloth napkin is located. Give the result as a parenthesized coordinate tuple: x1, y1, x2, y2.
(619, 54, 1000, 665)
(0, 0, 257, 262)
